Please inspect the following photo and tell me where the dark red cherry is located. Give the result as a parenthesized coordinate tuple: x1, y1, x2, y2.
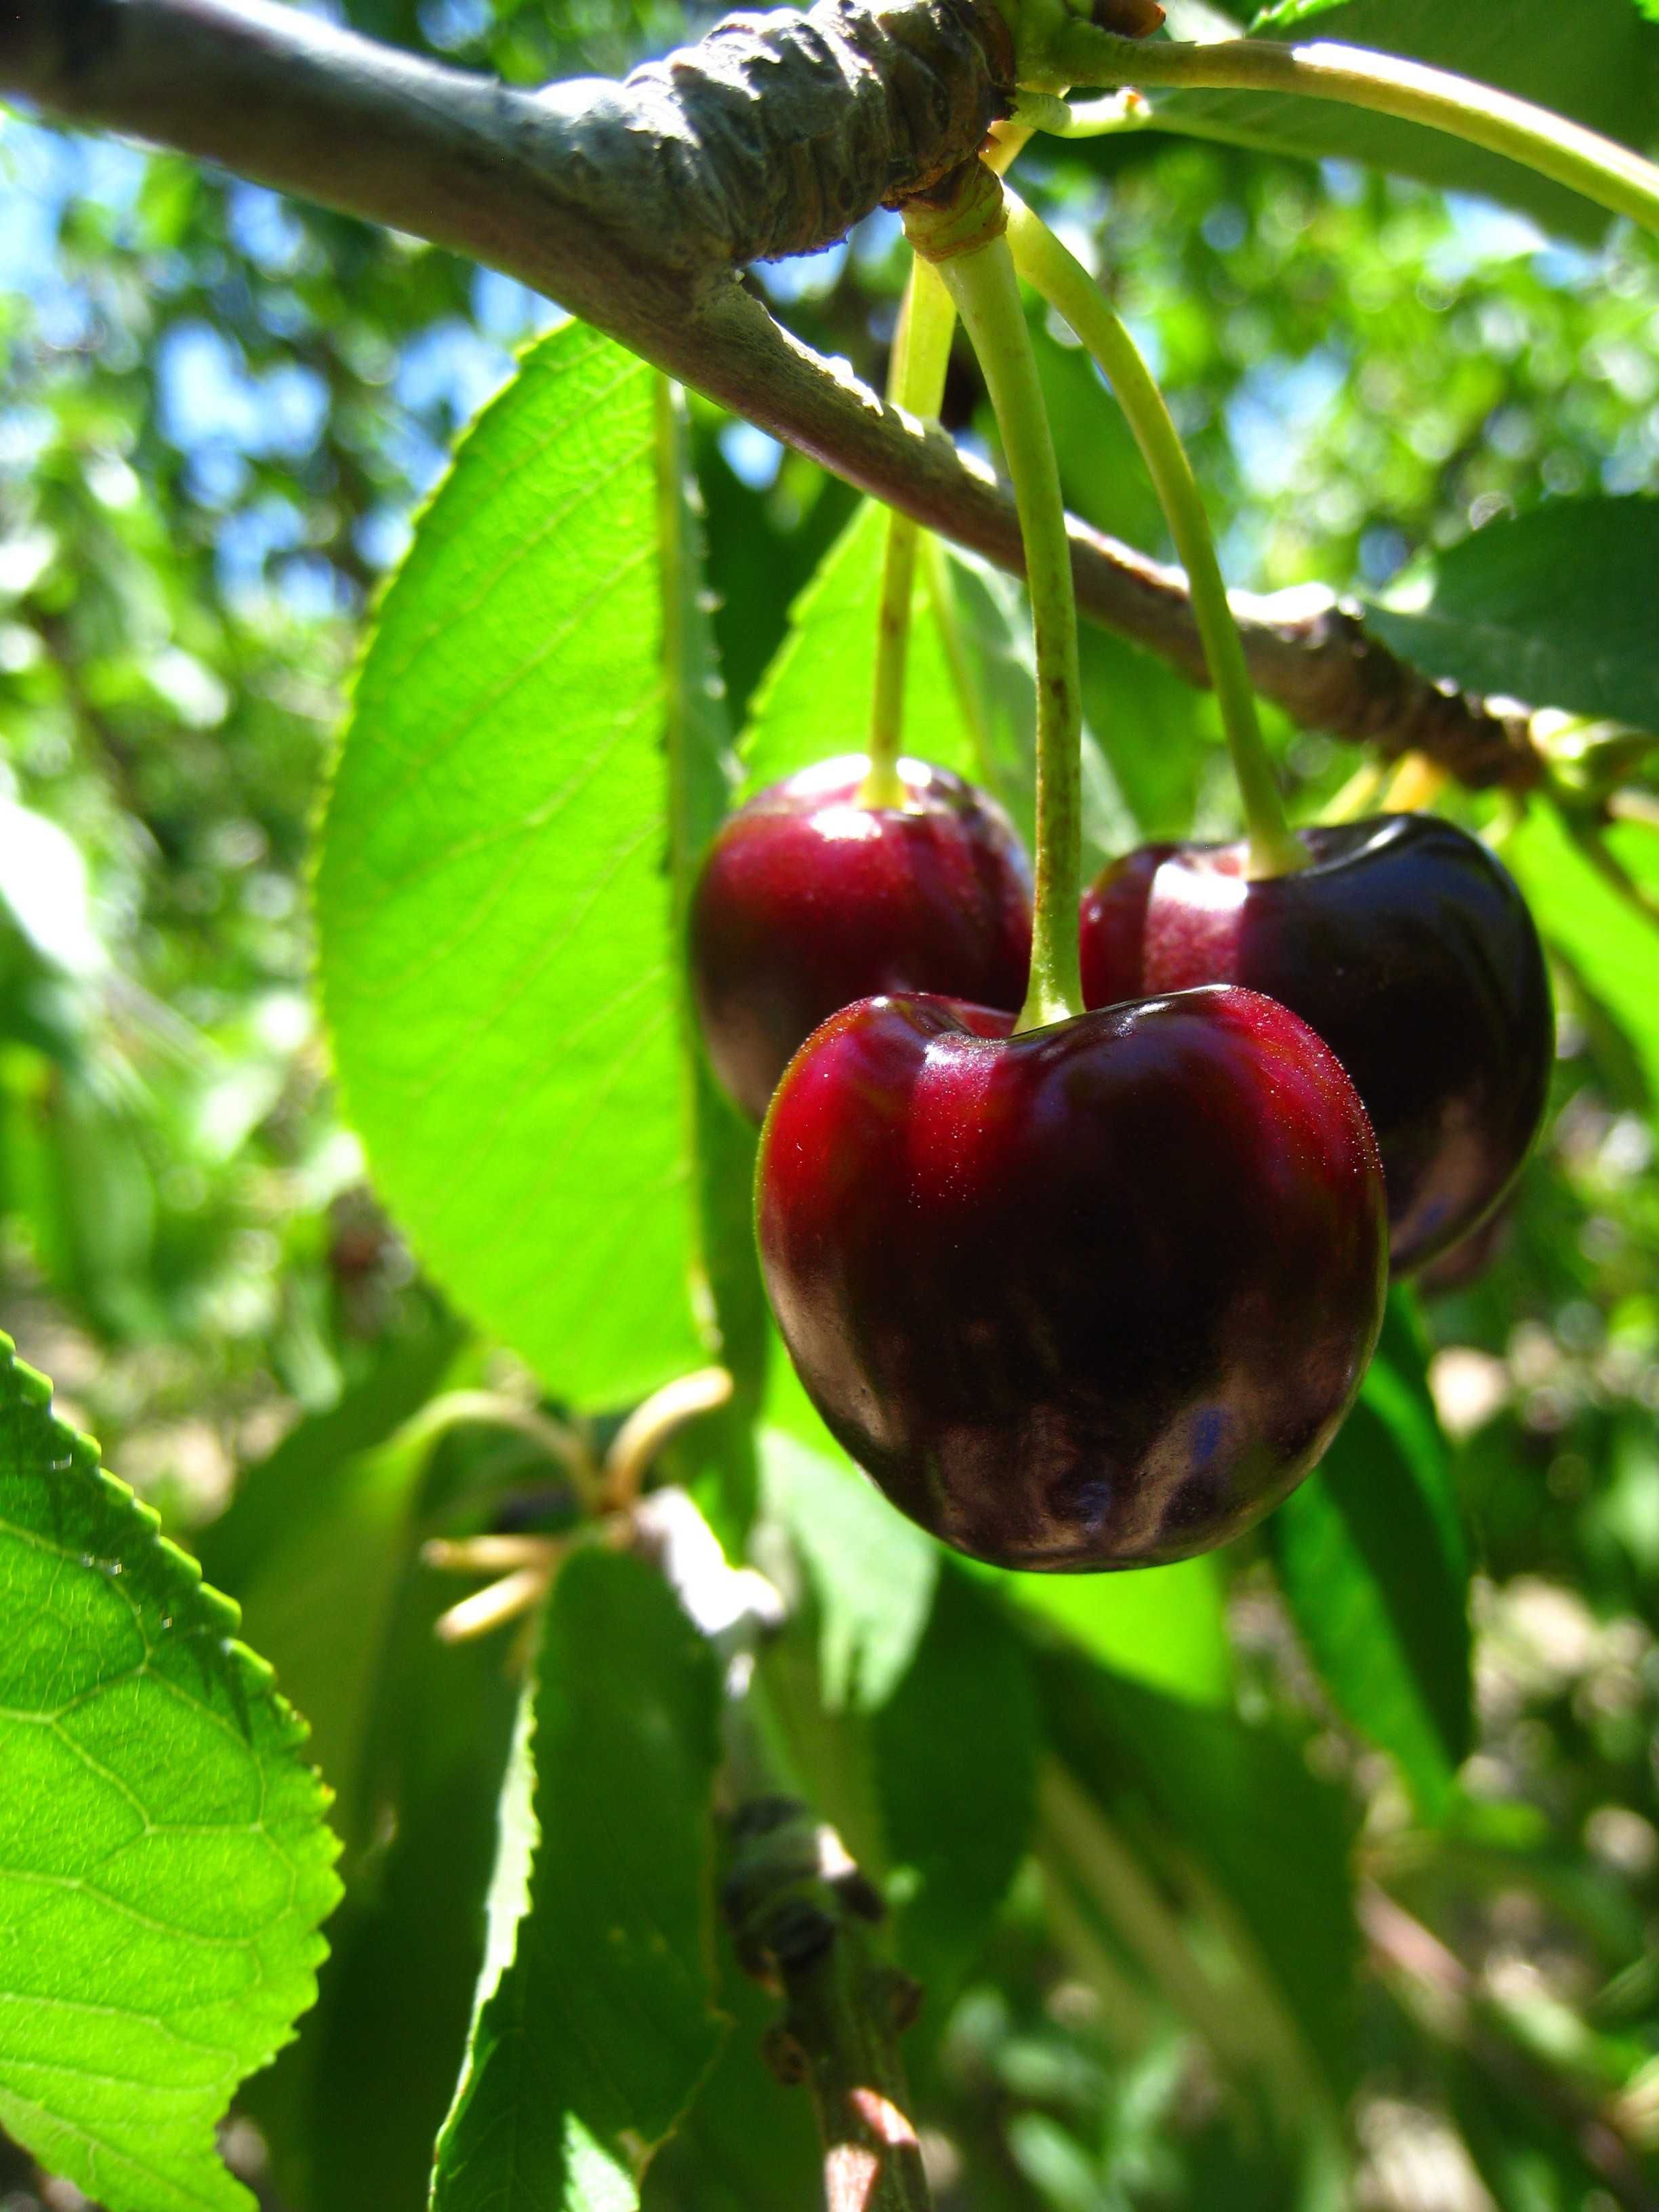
(1079, 815, 1552, 1273)
(757, 986, 1386, 1571)
(690, 755, 1031, 1123)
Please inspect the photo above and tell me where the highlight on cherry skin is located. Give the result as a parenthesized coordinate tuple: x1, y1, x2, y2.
(689, 753, 1032, 1124)
(756, 984, 1389, 1572)
(1079, 813, 1553, 1275)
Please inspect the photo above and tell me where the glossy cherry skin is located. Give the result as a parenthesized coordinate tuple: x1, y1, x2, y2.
(690, 755, 1031, 1123)
(1079, 815, 1552, 1273)
(758, 986, 1387, 1571)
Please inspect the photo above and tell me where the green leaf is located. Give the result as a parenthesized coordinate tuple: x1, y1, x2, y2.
(1269, 1291, 1471, 1817)
(740, 499, 975, 793)
(1039, 1645, 1360, 2104)
(194, 1309, 466, 1853)
(657, 377, 769, 1432)
(983, 1553, 1233, 1706)
(0, 1334, 340, 2212)
(1504, 803, 1659, 1107)
(316, 321, 703, 1413)
(243, 1568, 522, 2212)
(872, 1568, 1040, 2002)
(1166, 1, 1659, 243)
(758, 1357, 939, 1714)
(1367, 499, 1659, 735)
(433, 1547, 725, 2212)
(638, 1934, 821, 2212)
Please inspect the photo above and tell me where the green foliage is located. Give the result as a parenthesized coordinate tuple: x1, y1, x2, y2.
(1040, 1646, 1361, 2107)
(740, 499, 972, 790)
(872, 1570, 1040, 2001)
(317, 324, 705, 1414)
(1507, 803, 1659, 1103)
(7, 2, 1659, 2205)
(0, 1335, 340, 2212)
(981, 1552, 1233, 1706)
(758, 1368, 939, 1713)
(1270, 1291, 1471, 1816)
(1368, 496, 1659, 732)
(433, 1548, 725, 2212)
(1191, 1, 1659, 241)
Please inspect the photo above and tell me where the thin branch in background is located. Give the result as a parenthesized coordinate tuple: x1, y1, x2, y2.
(0, 0, 1565, 792)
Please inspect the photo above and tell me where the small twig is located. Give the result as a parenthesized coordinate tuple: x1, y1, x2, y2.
(724, 1795, 930, 2212)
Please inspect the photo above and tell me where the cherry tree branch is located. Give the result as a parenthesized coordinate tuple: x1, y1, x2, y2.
(1, 0, 1542, 787)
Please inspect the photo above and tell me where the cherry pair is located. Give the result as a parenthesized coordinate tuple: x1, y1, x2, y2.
(691, 756, 1550, 1570)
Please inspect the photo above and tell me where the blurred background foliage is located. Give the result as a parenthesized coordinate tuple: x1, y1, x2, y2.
(2, 0, 1659, 2206)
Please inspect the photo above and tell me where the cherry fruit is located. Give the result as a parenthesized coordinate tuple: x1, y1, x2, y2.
(758, 985, 1387, 1571)
(1079, 815, 1551, 1273)
(690, 755, 1031, 1123)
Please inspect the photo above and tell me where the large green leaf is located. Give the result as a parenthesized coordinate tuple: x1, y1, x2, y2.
(740, 499, 975, 792)
(1038, 1645, 1361, 2105)
(758, 1357, 939, 1715)
(1269, 1292, 1471, 1816)
(1156, 1, 1659, 242)
(1505, 803, 1659, 1106)
(985, 1552, 1233, 1706)
(316, 322, 703, 1413)
(872, 1568, 1040, 2003)
(243, 1569, 522, 2212)
(1367, 499, 1659, 734)
(195, 1309, 466, 1856)
(432, 1547, 724, 2212)
(0, 1334, 341, 2212)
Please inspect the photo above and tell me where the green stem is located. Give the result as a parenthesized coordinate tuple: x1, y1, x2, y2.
(1004, 194, 1303, 879)
(914, 198, 1084, 1029)
(1046, 33, 1659, 239)
(863, 258, 958, 809)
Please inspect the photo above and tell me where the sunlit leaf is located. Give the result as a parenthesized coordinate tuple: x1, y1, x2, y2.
(758, 1357, 938, 1713)
(0, 1335, 340, 2212)
(1270, 1291, 1471, 1816)
(1170, 1, 1659, 241)
(1506, 803, 1659, 1107)
(316, 322, 703, 1412)
(740, 499, 974, 792)
(432, 1548, 724, 2212)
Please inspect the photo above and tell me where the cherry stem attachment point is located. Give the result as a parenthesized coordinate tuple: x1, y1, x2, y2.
(907, 165, 1085, 1029)
(1003, 194, 1303, 880)
(1038, 35, 1659, 241)
(863, 257, 958, 809)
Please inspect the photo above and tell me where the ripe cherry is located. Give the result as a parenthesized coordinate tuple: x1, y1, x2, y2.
(1079, 815, 1552, 1273)
(758, 985, 1387, 1571)
(690, 756, 1031, 1124)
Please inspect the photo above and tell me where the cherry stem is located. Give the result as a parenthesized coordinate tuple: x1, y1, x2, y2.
(909, 173, 1084, 1030)
(863, 257, 958, 810)
(1042, 34, 1659, 241)
(1004, 194, 1304, 880)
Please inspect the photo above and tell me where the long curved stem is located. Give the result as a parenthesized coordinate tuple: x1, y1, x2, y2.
(863, 258, 958, 808)
(1050, 33, 1659, 239)
(926, 216, 1085, 1029)
(1004, 194, 1303, 880)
